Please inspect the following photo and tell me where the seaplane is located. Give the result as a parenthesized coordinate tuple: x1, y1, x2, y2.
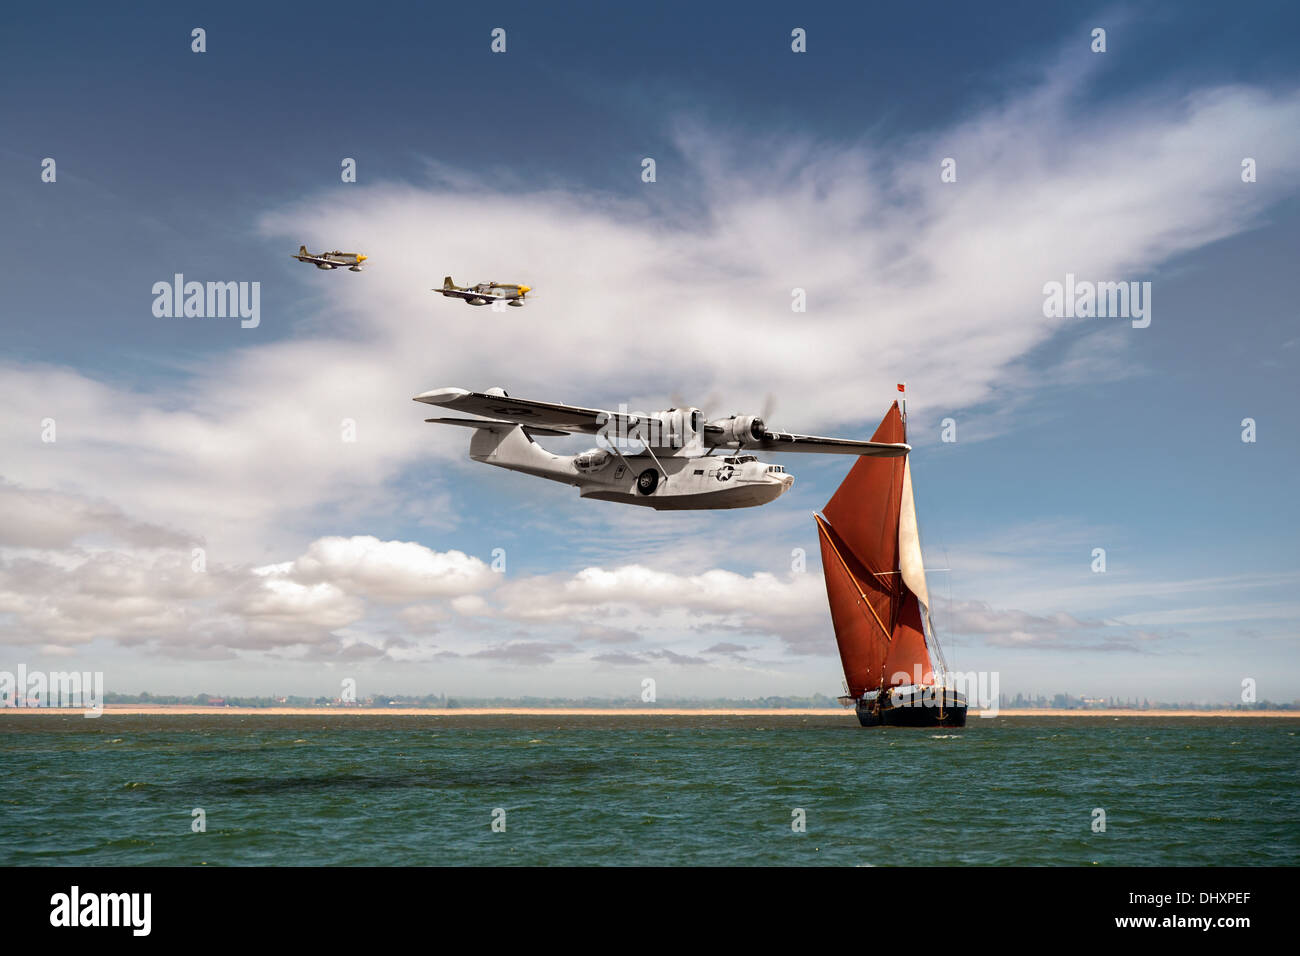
(292, 247, 367, 271)
(414, 386, 910, 510)
(436, 277, 531, 307)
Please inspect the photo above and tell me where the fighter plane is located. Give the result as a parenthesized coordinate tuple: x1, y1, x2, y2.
(436, 276, 531, 307)
(414, 386, 910, 510)
(292, 247, 367, 271)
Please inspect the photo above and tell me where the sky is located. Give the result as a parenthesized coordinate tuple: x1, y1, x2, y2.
(1, 1, 1297, 703)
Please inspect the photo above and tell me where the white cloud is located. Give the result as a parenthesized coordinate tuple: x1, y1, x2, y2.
(0, 480, 192, 550)
(267, 535, 496, 601)
(494, 565, 817, 619)
(0, 534, 491, 656)
(488, 563, 831, 656)
(237, 577, 362, 631)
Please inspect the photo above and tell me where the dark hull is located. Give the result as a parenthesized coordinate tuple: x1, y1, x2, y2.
(856, 688, 968, 727)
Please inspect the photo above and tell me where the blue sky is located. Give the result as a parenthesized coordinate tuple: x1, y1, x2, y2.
(1, 1, 1298, 703)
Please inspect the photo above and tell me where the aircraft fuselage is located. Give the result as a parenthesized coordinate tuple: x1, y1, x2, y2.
(468, 424, 792, 510)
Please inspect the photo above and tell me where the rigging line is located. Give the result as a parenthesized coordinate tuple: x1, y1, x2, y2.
(814, 514, 892, 644)
(942, 545, 954, 672)
(926, 603, 950, 676)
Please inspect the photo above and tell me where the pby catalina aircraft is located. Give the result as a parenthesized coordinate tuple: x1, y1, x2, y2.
(292, 247, 367, 271)
(414, 387, 910, 510)
(437, 276, 531, 307)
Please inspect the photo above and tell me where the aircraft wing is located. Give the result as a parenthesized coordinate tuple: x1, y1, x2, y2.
(414, 388, 630, 435)
(748, 431, 910, 457)
(439, 288, 505, 300)
(295, 254, 350, 265)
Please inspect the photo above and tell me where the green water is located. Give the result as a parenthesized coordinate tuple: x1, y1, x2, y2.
(1, 714, 1296, 866)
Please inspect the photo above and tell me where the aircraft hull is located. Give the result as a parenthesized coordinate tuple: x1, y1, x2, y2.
(579, 483, 786, 510)
(465, 422, 793, 510)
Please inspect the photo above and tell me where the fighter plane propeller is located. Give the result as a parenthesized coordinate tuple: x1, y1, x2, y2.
(414, 386, 910, 510)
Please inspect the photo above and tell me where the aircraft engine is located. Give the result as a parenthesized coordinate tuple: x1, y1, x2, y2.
(711, 415, 766, 445)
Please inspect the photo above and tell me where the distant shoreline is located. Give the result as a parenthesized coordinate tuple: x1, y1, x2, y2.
(2, 706, 1296, 718)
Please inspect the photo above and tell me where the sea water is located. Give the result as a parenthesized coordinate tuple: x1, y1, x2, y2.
(1, 714, 1295, 866)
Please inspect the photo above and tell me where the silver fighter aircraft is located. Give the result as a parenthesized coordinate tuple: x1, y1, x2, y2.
(414, 386, 910, 510)
(292, 246, 367, 271)
(436, 277, 531, 307)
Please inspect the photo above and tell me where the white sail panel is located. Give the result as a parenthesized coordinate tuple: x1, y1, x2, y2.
(897, 457, 931, 613)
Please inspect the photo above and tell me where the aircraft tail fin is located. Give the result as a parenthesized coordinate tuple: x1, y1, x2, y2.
(298, 245, 308, 256)
(443, 276, 455, 290)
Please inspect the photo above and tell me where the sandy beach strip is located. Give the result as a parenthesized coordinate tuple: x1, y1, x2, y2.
(1, 706, 1296, 717)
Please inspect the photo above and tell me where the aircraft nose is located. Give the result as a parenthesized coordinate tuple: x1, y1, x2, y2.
(357, 254, 367, 262)
(518, 285, 530, 294)
(764, 472, 793, 501)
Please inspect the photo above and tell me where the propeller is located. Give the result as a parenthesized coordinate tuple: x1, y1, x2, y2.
(670, 388, 722, 414)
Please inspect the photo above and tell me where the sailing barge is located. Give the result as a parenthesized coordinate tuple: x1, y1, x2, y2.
(814, 392, 967, 728)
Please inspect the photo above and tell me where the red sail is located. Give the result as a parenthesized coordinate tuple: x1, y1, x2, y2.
(884, 590, 934, 686)
(815, 516, 891, 696)
(817, 401, 934, 696)
(823, 402, 907, 577)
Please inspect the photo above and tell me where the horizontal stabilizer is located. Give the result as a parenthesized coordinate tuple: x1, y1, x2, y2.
(425, 416, 570, 438)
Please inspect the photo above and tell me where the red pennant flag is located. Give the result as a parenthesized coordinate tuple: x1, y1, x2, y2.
(897, 383, 905, 392)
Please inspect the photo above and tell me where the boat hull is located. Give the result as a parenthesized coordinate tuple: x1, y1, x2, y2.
(856, 688, 968, 727)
